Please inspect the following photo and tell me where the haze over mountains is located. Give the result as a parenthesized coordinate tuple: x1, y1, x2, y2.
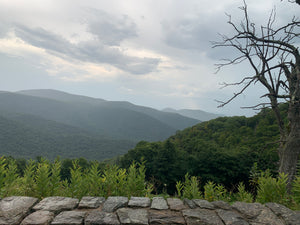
(163, 108, 222, 121)
(0, 89, 221, 160)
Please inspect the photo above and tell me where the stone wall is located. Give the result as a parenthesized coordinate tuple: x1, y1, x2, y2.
(0, 196, 299, 225)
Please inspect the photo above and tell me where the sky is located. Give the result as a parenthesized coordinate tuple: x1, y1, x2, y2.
(0, 0, 299, 116)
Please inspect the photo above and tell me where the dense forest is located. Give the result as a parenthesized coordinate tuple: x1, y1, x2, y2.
(2, 103, 300, 209)
(4, 103, 287, 195)
(119, 104, 288, 193)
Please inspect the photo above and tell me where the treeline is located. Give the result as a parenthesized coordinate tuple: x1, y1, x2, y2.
(119, 104, 288, 193)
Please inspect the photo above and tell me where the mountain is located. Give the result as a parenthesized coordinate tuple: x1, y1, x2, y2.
(162, 108, 222, 121)
(14, 89, 200, 140)
(0, 89, 202, 160)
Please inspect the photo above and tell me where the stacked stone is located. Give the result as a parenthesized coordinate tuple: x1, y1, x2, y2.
(0, 196, 299, 225)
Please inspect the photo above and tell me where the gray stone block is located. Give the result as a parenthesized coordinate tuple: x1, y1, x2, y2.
(216, 209, 249, 225)
(33, 197, 79, 213)
(150, 197, 168, 210)
(149, 210, 185, 225)
(167, 198, 187, 211)
(117, 208, 148, 225)
(78, 196, 105, 209)
(183, 198, 197, 209)
(51, 211, 86, 225)
(128, 197, 151, 208)
(102, 196, 128, 212)
(0, 196, 39, 225)
(21, 211, 54, 225)
(183, 208, 224, 225)
(193, 199, 215, 209)
(85, 211, 120, 225)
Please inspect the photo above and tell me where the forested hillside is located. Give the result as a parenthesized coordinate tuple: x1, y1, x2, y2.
(0, 89, 204, 160)
(120, 104, 287, 193)
(0, 113, 135, 160)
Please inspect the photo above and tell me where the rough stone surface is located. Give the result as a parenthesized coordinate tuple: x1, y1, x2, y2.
(253, 207, 285, 225)
(0, 196, 297, 224)
(211, 201, 232, 210)
(85, 211, 120, 225)
(192, 199, 215, 209)
(117, 208, 148, 225)
(167, 198, 187, 211)
(183, 199, 197, 209)
(78, 196, 105, 209)
(0, 196, 39, 225)
(232, 202, 264, 219)
(149, 210, 185, 224)
(102, 196, 128, 213)
(216, 209, 248, 225)
(33, 197, 79, 213)
(51, 211, 86, 225)
(266, 202, 300, 225)
(128, 197, 151, 208)
(150, 197, 168, 210)
(183, 208, 224, 225)
(21, 211, 54, 225)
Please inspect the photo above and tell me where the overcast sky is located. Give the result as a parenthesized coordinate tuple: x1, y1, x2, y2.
(0, 0, 298, 116)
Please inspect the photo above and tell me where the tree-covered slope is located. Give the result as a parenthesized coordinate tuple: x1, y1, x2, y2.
(0, 113, 135, 160)
(120, 105, 287, 193)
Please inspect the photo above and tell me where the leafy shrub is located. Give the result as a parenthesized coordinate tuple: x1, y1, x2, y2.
(235, 182, 253, 203)
(0, 157, 151, 199)
(204, 181, 229, 202)
(256, 171, 288, 204)
(176, 173, 202, 199)
(292, 176, 300, 204)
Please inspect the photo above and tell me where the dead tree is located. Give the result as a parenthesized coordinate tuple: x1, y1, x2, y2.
(213, 1, 300, 187)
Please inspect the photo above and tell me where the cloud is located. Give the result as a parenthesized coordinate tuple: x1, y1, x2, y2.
(86, 8, 137, 46)
(12, 22, 160, 75)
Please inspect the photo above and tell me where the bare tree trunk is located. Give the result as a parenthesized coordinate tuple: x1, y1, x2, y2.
(279, 101, 300, 188)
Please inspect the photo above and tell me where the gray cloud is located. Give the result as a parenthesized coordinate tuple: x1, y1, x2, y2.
(161, 11, 236, 62)
(87, 9, 137, 46)
(13, 22, 160, 75)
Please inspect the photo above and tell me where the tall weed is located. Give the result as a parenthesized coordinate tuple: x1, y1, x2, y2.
(235, 182, 253, 203)
(256, 171, 288, 204)
(176, 173, 202, 199)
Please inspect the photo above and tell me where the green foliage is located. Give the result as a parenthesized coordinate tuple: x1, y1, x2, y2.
(0, 157, 151, 199)
(2, 159, 19, 196)
(19, 160, 36, 196)
(204, 181, 228, 202)
(292, 176, 300, 204)
(235, 182, 253, 203)
(86, 162, 103, 196)
(0, 157, 6, 192)
(0, 155, 300, 210)
(120, 106, 284, 193)
(256, 171, 288, 204)
(35, 159, 51, 199)
(176, 173, 202, 199)
(50, 158, 62, 196)
(66, 160, 87, 199)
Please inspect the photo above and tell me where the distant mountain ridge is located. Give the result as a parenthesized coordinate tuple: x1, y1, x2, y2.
(13, 89, 200, 139)
(0, 89, 214, 160)
(163, 108, 222, 121)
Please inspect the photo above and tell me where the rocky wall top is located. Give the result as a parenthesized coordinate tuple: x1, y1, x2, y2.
(0, 196, 299, 225)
